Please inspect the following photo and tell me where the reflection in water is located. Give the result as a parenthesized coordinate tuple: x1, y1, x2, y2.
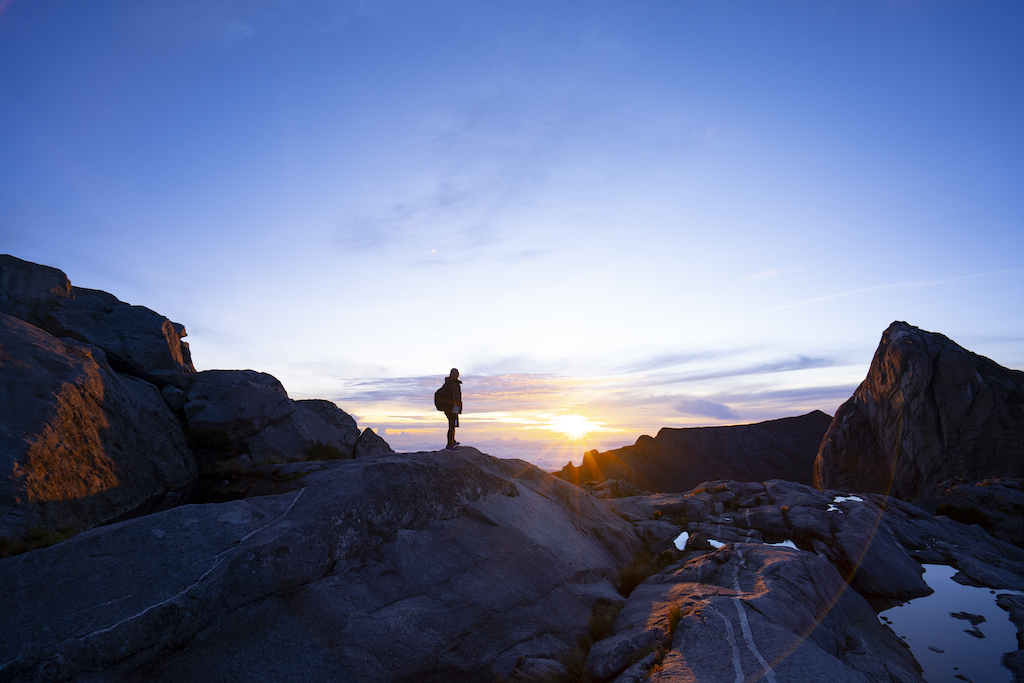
(879, 564, 1020, 683)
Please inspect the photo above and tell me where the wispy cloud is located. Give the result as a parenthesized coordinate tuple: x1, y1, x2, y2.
(638, 354, 834, 387)
(770, 268, 1022, 311)
(612, 350, 733, 374)
(334, 177, 548, 268)
(173, 0, 385, 44)
(673, 397, 738, 419)
(332, 77, 641, 266)
(327, 373, 590, 412)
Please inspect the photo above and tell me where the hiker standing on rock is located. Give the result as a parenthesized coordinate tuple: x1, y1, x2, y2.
(435, 368, 463, 451)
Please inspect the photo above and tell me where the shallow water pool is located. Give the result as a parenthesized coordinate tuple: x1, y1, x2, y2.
(879, 564, 1020, 683)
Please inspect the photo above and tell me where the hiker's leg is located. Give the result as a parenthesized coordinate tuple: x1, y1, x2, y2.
(447, 412, 457, 447)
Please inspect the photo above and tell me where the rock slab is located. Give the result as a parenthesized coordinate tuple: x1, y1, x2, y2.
(0, 255, 195, 389)
(0, 449, 641, 683)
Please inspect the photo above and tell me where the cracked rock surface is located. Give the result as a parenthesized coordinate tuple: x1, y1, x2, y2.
(612, 545, 921, 683)
(0, 449, 640, 683)
(0, 313, 197, 539)
(594, 476, 1024, 682)
(813, 321, 1024, 501)
(0, 255, 195, 390)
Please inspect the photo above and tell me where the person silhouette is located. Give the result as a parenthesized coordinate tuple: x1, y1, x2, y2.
(442, 368, 463, 451)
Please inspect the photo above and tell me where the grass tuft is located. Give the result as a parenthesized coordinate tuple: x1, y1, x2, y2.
(667, 604, 682, 634)
(936, 503, 990, 528)
(556, 644, 591, 683)
(306, 439, 351, 461)
(0, 525, 78, 559)
(588, 600, 622, 642)
(184, 427, 232, 456)
(612, 547, 676, 597)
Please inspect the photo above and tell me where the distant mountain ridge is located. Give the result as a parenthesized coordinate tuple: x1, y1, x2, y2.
(557, 411, 833, 492)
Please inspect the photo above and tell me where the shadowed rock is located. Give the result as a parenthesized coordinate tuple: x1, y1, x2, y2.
(0, 313, 197, 539)
(183, 370, 362, 463)
(0, 255, 195, 389)
(353, 426, 395, 457)
(0, 449, 640, 683)
(916, 478, 1024, 546)
(0, 255, 71, 318)
(813, 321, 1024, 501)
(558, 411, 833, 492)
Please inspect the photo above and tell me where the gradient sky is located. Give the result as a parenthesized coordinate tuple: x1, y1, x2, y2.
(2, 0, 1022, 470)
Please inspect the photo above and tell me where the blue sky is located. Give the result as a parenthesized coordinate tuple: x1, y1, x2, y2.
(2, 0, 1022, 468)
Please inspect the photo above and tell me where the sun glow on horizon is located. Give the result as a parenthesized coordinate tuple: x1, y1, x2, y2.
(547, 414, 603, 440)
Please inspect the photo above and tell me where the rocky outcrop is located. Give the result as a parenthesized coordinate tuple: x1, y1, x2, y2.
(610, 479, 933, 601)
(0, 255, 194, 389)
(183, 370, 362, 463)
(558, 411, 833, 492)
(353, 427, 395, 457)
(813, 321, 1024, 501)
(915, 477, 1024, 546)
(594, 478, 1024, 682)
(588, 545, 923, 683)
(0, 449, 640, 683)
(0, 313, 197, 539)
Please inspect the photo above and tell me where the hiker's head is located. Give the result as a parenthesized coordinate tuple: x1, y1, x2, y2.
(450, 368, 459, 379)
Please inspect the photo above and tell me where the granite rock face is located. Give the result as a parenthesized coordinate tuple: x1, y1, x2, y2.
(0, 255, 71, 317)
(353, 426, 396, 458)
(588, 545, 923, 683)
(0, 449, 640, 683)
(0, 255, 195, 389)
(813, 321, 1024, 501)
(183, 370, 363, 463)
(0, 313, 197, 538)
(558, 411, 833, 492)
(915, 477, 1024, 547)
(596, 478, 1024, 682)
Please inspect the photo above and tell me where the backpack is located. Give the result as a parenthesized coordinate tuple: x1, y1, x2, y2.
(434, 382, 454, 412)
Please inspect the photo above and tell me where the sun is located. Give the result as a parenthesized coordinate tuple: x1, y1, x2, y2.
(547, 414, 599, 441)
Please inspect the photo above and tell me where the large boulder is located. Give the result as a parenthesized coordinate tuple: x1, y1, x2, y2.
(0, 255, 71, 318)
(353, 426, 395, 457)
(0, 313, 197, 539)
(0, 449, 641, 682)
(587, 544, 923, 683)
(558, 411, 833, 492)
(813, 321, 1024, 501)
(0, 255, 195, 389)
(183, 370, 363, 463)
